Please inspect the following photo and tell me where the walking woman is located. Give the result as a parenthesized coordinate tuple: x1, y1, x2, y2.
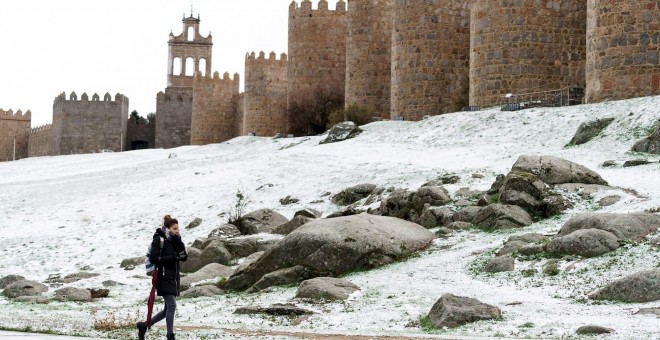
(137, 215, 187, 340)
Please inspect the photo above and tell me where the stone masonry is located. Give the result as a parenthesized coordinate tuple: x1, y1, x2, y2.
(28, 124, 52, 157)
(0, 109, 31, 162)
(391, 0, 471, 120)
(586, 0, 660, 103)
(470, 0, 587, 108)
(243, 52, 288, 137)
(345, 0, 393, 118)
(191, 71, 241, 145)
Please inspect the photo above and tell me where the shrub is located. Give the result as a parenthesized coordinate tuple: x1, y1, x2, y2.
(287, 87, 344, 136)
(327, 104, 375, 129)
(227, 190, 250, 226)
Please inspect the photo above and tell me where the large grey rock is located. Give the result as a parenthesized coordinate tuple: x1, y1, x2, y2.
(623, 159, 652, 167)
(483, 256, 515, 273)
(569, 118, 615, 145)
(412, 187, 452, 210)
(120, 257, 143, 270)
(225, 214, 435, 291)
(61, 272, 100, 283)
(428, 294, 502, 328)
(248, 266, 309, 293)
(320, 121, 363, 144)
(89, 288, 109, 299)
(556, 183, 611, 199)
(589, 270, 660, 303)
(295, 277, 360, 301)
(186, 217, 203, 229)
(180, 263, 234, 291)
(180, 241, 232, 273)
(207, 224, 241, 239)
(179, 247, 203, 273)
(556, 213, 660, 242)
(508, 233, 548, 244)
(379, 189, 414, 220)
(452, 206, 483, 224)
(331, 184, 377, 206)
(576, 325, 614, 335)
(294, 208, 322, 219)
(235, 304, 314, 316)
(496, 240, 528, 257)
(224, 236, 281, 258)
(412, 205, 438, 229)
(236, 252, 265, 273)
(546, 229, 620, 258)
(541, 195, 574, 217)
(0, 275, 26, 289)
(14, 296, 49, 304)
(2, 280, 48, 298)
(238, 209, 289, 235)
(273, 215, 313, 235)
(473, 204, 533, 230)
(631, 124, 660, 155)
(180, 285, 223, 299)
(511, 155, 608, 185)
(54, 287, 92, 302)
(499, 172, 546, 215)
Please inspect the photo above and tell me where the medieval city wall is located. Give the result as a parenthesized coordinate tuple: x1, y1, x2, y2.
(345, 0, 393, 118)
(155, 88, 193, 149)
(28, 124, 53, 158)
(470, 0, 587, 108)
(391, 0, 471, 120)
(191, 71, 241, 145)
(126, 118, 155, 150)
(0, 109, 31, 162)
(243, 51, 288, 137)
(51, 92, 129, 155)
(586, 0, 660, 103)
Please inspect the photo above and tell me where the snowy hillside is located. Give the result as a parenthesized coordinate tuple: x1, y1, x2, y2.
(0, 96, 658, 339)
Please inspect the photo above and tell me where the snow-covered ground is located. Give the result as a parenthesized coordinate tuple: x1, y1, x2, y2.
(0, 96, 658, 339)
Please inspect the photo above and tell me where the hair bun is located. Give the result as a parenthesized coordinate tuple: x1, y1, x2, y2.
(163, 214, 172, 221)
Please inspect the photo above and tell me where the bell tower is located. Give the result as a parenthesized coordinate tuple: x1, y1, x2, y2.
(167, 13, 213, 87)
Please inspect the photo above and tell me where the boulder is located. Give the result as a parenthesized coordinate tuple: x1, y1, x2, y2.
(89, 288, 109, 299)
(2, 280, 48, 298)
(186, 217, 203, 229)
(180, 241, 232, 273)
(331, 184, 377, 206)
(207, 224, 242, 239)
(546, 229, 620, 258)
(102, 280, 124, 287)
(631, 124, 660, 155)
(320, 121, 363, 144)
(569, 118, 614, 145)
(411, 205, 438, 229)
(0, 275, 26, 289)
(556, 183, 611, 199)
(14, 296, 49, 304)
(473, 204, 533, 230)
(496, 240, 528, 257)
(556, 213, 660, 242)
(499, 172, 545, 215)
(224, 236, 281, 258)
(518, 244, 545, 256)
(598, 195, 621, 207)
(483, 256, 515, 273)
(181, 263, 234, 291)
(412, 187, 452, 210)
(273, 215, 314, 235)
(180, 285, 223, 299)
(54, 287, 92, 302)
(623, 159, 652, 167)
(446, 221, 472, 230)
(236, 252, 264, 273)
(179, 247, 203, 273)
(225, 214, 434, 291)
(279, 196, 300, 205)
(294, 208, 322, 219)
(61, 272, 100, 283)
(428, 294, 502, 328)
(589, 270, 660, 303)
(511, 155, 608, 185)
(487, 174, 506, 194)
(120, 256, 143, 270)
(379, 189, 414, 220)
(541, 195, 574, 217)
(576, 325, 614, 335)
(327, 207, 364, 218)
(248, 266, 310, 293)
(295, 277, 360, 301)
(508, 233, 548, 244)
(235, 304, 314, 316)
(601, 160, 618, 168)
(452, 206, 483, 224)
(543, 259, 560, 276)
(237, 209, 289, 235)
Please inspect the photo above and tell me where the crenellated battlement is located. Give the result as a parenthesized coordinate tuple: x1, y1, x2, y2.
(289, 0, 346, 15)
(0, 108, 32, 121)
(30, 124, 52, 134)
(194, 70, 240, 84)
(245, 51, 288, 65)
(53, 92, 128, 104)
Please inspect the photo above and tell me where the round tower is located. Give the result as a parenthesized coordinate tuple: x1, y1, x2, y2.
(470, 0, 587, 108)
(243, 51, 289, 137)
(391, 0, 471, 120)
(586, 1, 660, 103)
(345, 0, 393, 118)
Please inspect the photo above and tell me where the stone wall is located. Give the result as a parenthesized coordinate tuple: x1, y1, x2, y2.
(288, 0, 347, 119)
(243, 51, 288, 137)
(391, 0, 471, 120)
(0, 109, 31, 162)
(28, 124, 53, 158)
(191, 72, 241, 145)
(51, 92, 128, 155)
(345, 0, 393, 118)
(586, 0, 660, 103)
(155, 87, 193, 149)
(470, 0, 587, 108)
(126, 118, 155, 150)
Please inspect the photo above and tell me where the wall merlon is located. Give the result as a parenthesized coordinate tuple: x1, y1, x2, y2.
(0, 108, 32, 121)
(289, 0, 346, 14)
(30, 124, 52, 134)
(54, 91, 127, 104)
(246, 51, 288, 65)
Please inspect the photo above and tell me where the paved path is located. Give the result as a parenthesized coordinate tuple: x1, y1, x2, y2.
(0, 331, 104, 340)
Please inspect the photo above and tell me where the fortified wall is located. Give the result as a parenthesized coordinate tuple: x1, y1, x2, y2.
(126, 117, 155, 150)
(391, 0, 471, 120)
(345, 0, 393, 118)
(243, 51, 288, 137)
(288, 0, 347, 115)
(191, 71, 241, 145)
(156, 88, 193, 149)
(52, 92, 129, 155)
(28, 124, 53, 158)
(586, 1, 660, 103)
(0, 109, 31, 162)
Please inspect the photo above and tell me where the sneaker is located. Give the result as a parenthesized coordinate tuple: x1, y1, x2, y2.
(136, 322, 147, 340)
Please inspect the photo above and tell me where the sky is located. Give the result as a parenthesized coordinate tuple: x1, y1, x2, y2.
(0, 0, 342, 127)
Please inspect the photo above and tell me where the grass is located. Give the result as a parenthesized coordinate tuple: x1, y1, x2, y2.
(419, 315, 436, 332)
(92, 309, 139, 331)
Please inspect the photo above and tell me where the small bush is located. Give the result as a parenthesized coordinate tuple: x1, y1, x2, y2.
(226, 190, 250, 226)
(327, 104, 375, 129)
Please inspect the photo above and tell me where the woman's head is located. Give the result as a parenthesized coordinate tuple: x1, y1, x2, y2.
(163, 214, 180, 236)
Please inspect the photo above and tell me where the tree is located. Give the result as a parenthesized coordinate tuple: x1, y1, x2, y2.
(287, 87, 344, 136)
(129, 110, 148, 125)
(147, 112, 156, 125)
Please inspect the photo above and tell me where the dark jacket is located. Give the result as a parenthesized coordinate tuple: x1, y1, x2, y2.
(148, 228, 187, 296)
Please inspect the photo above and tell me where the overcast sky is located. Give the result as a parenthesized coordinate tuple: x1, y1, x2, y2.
(0, 0, 341, 126)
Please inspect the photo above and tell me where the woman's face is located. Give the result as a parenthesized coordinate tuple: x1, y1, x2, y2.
(168, 224, 180, 236)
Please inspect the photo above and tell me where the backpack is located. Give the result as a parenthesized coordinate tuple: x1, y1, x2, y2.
(145, 236, 165, 277)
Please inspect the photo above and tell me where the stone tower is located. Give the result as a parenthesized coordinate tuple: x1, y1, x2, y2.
(391, 0, 471, 120)
(156, 14, 212, 149)
(0, 109, 31, 162)
(345, 0, 393, 118)
(586, 1, 660, 103)
(470, 0, 587, 108)
(191, 71, 241, 145)
(243, 51, 289, 137)
(288, 0, 347, 130)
